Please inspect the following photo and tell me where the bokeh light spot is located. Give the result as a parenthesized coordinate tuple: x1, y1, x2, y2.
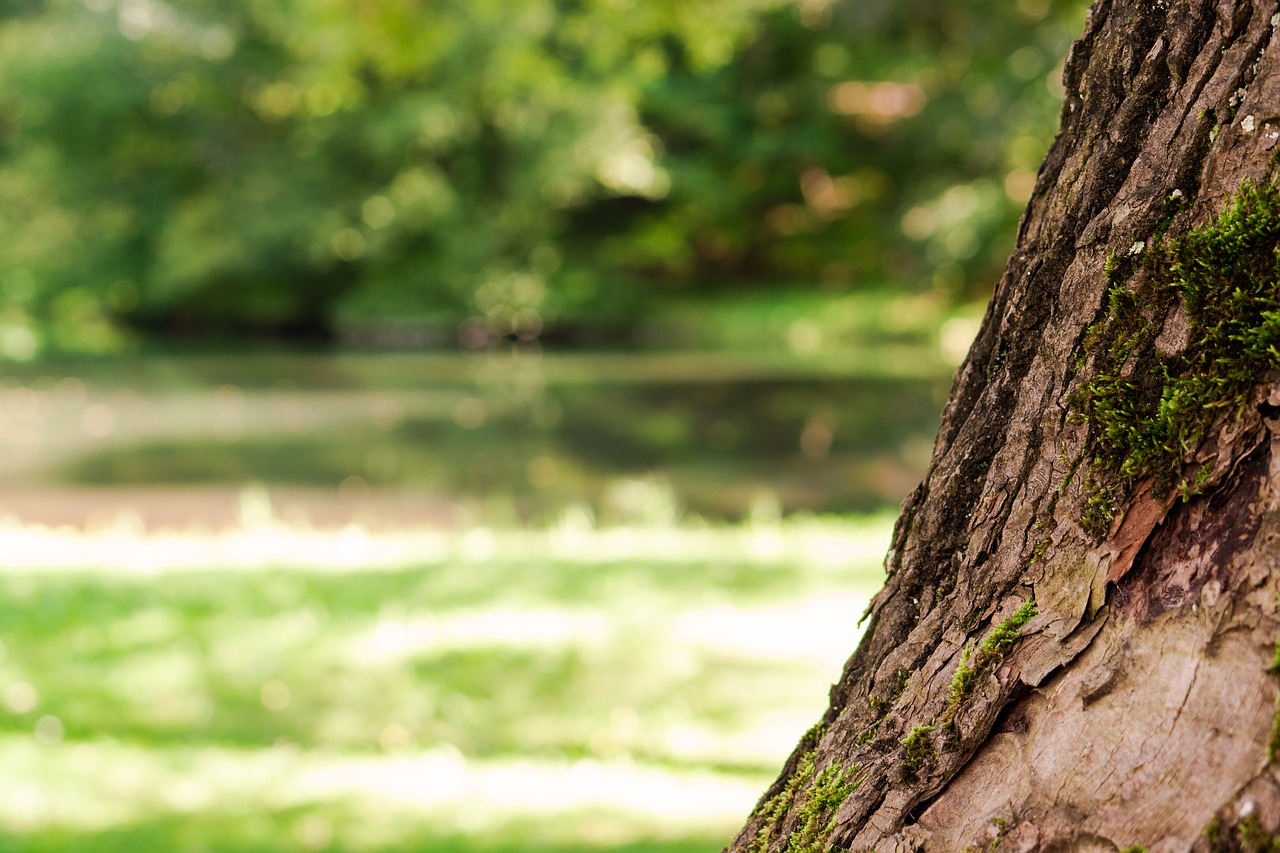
(5, 682, 38, 714)
(260, 680, 291, 712)
(34, 715, 64, 745)
(453, 397, 487, 429)
(81, 404, 116, 438)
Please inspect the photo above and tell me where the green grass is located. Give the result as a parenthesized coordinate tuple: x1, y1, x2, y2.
(0, 518, 890, 852)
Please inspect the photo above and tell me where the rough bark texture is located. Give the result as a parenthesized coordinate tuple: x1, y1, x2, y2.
(725, 1, 1280, 850)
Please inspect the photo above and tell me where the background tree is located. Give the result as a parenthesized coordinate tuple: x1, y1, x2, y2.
(725, 0, 1280, 849)
(0, 0, 1084, 354)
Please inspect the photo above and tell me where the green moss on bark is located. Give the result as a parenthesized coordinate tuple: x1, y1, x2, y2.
(748, 749, 860, 853)
(900, 724, 936, 783)
(1070, 181, 1280, 533)
(1237, 815, 1280, 850)
(981, 599, 1038, 655)
(939, 599, 1037, 730)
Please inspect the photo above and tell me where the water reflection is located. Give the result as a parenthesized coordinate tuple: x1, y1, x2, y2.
(0, 351, 947, 529)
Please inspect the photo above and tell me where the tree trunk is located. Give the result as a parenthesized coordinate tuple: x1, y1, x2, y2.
(725, 1, 1280, 850)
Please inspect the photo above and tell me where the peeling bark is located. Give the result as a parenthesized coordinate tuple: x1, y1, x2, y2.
(724, 1, 1280, 850)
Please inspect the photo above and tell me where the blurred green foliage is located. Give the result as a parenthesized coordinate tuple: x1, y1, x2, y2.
(0, 0, 1086, 356)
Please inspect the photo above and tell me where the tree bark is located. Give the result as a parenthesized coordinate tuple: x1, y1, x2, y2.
(725, 1, 1280, 850)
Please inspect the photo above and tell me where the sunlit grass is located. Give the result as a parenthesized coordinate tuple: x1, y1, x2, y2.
(2, 738, 764, 844)
(0, 508, 891, 852)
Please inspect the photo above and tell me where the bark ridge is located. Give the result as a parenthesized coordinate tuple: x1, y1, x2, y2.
(724, 1, 1280, 850)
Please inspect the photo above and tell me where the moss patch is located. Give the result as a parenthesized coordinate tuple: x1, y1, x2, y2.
(940, 599, 1037, 730)
(1202, 812, 1280, 850)
(1205, 815, 1224, 846)
(900, 724, 936, 783)
(1237, 815, 1280, 851)
(1270, 704, 1280, 765)
(981, 598, 1038, 655)
(748, 750, 860, 853)
(786, 760, 861, 853)
(1070, 181, 1280, 533)
(948, 647, 978, 707)
(798, 720, 828, 752)
(893, 667, 912, 699)
(961, 817, 1009, 853)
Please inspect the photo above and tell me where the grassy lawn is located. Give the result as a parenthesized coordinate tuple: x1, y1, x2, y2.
(0, 514, 891, 852)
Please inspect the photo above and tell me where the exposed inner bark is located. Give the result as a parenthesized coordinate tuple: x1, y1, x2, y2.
(724, 1, 1280, 850)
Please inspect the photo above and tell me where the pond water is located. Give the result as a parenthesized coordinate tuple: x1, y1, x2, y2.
(0, 349, 951, 529)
